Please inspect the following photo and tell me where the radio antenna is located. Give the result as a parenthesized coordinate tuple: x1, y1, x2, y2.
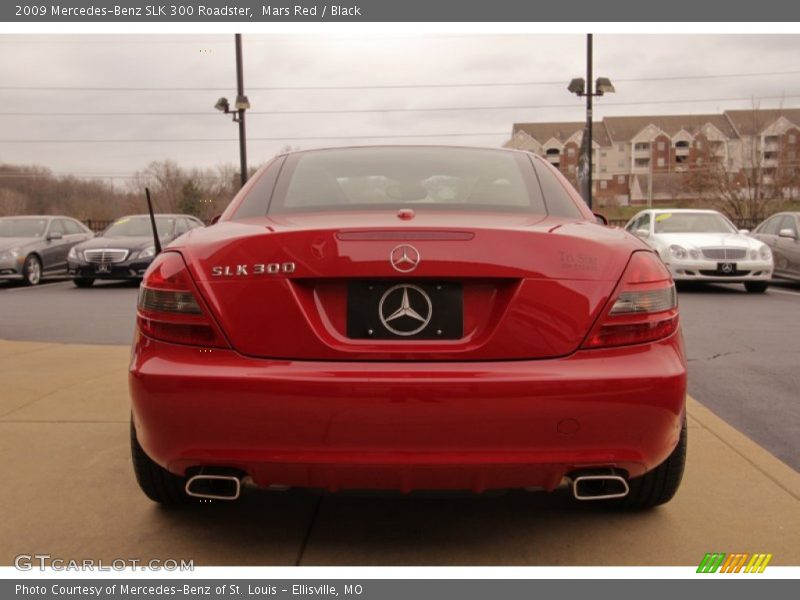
(145, 187, 162, 256)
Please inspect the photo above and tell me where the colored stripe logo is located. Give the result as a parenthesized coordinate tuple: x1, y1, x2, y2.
(697, 553, 772, 573)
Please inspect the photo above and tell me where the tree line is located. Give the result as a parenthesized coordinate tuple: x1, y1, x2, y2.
(0, 160, 252, 224)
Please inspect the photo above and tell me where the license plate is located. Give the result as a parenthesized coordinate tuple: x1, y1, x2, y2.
(717, 262, 737, 275)
(347, 281, 463, 340)
(95, 263, 111, 274)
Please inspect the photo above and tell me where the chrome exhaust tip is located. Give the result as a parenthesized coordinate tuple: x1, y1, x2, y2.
(571, 474, 629, 501)
(185, 474, 242, 501)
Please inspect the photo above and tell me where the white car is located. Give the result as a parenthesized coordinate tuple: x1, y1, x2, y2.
(624, 209, 773, 293)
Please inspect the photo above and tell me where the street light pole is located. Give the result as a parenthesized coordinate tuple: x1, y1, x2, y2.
(568, 34, 614, 213)
(235, 33, 248, 188)
(585, 34, 593, 211)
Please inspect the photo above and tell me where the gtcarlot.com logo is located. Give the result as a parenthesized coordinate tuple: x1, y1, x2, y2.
(14, 554, 194, 571)
(697, 552, 772, 573)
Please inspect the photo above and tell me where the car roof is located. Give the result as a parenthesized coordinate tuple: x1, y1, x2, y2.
(648, 209, 722, 214)
(114, 214, 199, 219)
(276, 144, 534, 158)
(0, 215, 65, 219)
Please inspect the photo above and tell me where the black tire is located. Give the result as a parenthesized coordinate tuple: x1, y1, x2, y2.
(22, 254, 42, 286)
(617, 418, 687, 510)
(744, 281, 768, 294)
(73, 277, 95, 288)
(130, 419, 193, 506)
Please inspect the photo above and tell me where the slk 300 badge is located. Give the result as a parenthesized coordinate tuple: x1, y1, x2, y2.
(211, 262, 296, 277)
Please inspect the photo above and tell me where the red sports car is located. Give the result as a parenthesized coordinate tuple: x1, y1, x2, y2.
(130, 146, 687, 508)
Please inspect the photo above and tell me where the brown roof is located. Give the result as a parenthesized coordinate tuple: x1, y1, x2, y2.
(603, 114, 738, 142)
(512, 121, 611, 147)
(723, 108, 800, 136)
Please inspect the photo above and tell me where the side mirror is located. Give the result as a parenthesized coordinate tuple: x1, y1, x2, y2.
(210, 214, 221, 225)
(47, 231, 63, 241)
(738, 228, 750, 235)
(634, 228, 650, 238)
(778, 228, 798, 240)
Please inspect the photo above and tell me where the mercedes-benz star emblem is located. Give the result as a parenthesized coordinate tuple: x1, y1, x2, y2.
(721, 263, 734, 274)
(390, 244, 421, 273)
(378, 284, 432, 337)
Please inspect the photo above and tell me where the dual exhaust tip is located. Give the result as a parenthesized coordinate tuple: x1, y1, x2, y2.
(185, 474, 242, 501)
(184, 470, 631, 501)
(570, 472, 630, 501)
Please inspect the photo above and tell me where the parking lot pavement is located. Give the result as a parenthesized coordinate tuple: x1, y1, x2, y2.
(1, 339, 798, 566)
(678, 281, 800, 470)
(0, 279, 137, 345)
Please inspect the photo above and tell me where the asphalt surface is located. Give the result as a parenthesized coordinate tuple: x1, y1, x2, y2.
(1, 276, 798, 470)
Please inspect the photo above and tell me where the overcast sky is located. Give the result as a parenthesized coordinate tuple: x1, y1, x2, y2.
(1, 33, 799, 183)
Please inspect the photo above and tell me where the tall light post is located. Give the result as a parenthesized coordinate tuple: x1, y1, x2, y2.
(214, 33, 250, 188)
(568, 34, 615, 211)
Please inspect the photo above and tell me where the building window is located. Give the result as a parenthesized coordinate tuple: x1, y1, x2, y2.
(634, 142, 650, 151)
(600, 180, 608, 190)
(789, 134, 797, 144)
(657, 141, 665, 150)
(634, 158, 650, 168)
(617, 175, 625, 184)
(567, 165, 576, 173)
(600, 167, 607, 173)
(567, 147, 575, 157)
(657, 158, 665, 168)
(601, 151, 607, 158)
(618, 143, 625, 152)
(696, 141, 703, 150)
(618, 160, 625, 168)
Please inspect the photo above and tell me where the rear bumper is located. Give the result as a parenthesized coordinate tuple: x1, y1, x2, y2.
(129, 332, 687, 492)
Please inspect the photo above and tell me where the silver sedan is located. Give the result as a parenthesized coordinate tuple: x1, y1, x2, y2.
(624, 209, 773, 293)
(0, 216, 93, 285)
(751, 212, 800, 282)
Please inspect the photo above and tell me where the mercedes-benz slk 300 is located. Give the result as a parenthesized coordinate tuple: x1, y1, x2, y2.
(130, 146, 687, 508)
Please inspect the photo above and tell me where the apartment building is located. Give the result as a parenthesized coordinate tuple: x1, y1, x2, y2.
(504, 108, 800, 206)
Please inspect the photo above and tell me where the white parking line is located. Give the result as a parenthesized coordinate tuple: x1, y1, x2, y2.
(769, 288, 800, 298)
(1, 280, 72, 292)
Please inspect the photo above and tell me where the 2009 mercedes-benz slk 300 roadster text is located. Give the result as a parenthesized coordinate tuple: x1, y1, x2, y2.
(130, 146, 687, 509)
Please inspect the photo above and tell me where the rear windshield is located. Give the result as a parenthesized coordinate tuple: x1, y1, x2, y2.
(0, 218, 47, 238)
(654, 212, 736, 234)
(264, 147, 546, 215)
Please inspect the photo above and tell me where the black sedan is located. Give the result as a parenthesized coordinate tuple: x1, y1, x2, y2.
(0, 215, 93, 285)
(751, 212, 800, 282)
(68, 214, 204, 287)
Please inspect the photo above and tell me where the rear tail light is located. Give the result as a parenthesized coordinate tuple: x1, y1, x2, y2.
(582, 251, 679, 349)
(136, 252, 229, 348)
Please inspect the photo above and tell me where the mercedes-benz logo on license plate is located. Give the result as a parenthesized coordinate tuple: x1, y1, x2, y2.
(378, 284, 432, 336)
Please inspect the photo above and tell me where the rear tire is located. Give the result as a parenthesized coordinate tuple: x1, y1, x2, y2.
(130, 419, 192, 506)
(744, 281, 768, 294)
(22, 254, 42, 286)
(617, 418, 687, 510)
(73, 277, 94, 288)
